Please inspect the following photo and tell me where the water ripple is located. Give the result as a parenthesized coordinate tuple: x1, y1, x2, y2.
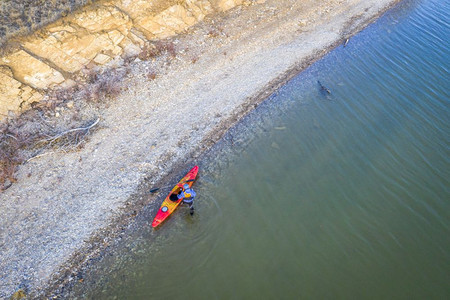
(76, 1, 450, 298)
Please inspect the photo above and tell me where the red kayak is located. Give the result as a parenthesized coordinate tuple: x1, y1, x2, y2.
(151, 166, 199, 228)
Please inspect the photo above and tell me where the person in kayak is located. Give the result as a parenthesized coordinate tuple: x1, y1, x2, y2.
(177, 183, 196, 215)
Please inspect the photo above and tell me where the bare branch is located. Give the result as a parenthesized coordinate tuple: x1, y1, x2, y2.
(39, 118, 100, 144)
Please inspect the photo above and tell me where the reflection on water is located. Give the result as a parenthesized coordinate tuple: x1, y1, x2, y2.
(72, 0, 449, 298)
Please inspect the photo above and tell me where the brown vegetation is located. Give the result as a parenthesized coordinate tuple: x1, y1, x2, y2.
(0, 33, 183, 191)
(138, 40, 178, 60)
(0, 111, 101, 191)
(0, 125, 26, 190)
(80, 69, 126, 103)
(147, 70, 158, 80)
(0, 0, 99, 48)
(0, 66, 126, 191)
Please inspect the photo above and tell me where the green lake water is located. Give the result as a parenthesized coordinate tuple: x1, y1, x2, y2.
(72, 0, 449, 298)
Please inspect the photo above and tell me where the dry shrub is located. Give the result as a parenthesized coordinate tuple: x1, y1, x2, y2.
(0, 68, 114, 191)
(86, 77, 120, 102)
(39, 85, 80, 112)
(208, 29, 220, 38)
(0, 122, 38, 190)
(30, 97, 58, 112)
(0, 141, 22, 190)
(207, 25, 226, 38)
(138, 43, 161, 60)
(138, 40, 177, 60)
(191, 55, 199, 64)
(147, 70, 157, 80)
(80, 70, 124, 102)
(35, 118, 100, 150)
(0, 113, 100, 191)
(0, 54, 126, 191)
(0, 0, 100, 47)
(156, 40, 177, 57)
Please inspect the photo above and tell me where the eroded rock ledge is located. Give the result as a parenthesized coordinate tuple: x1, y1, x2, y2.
(0, 0, 255, 119)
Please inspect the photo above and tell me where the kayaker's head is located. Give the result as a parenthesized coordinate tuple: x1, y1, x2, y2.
(183, 183, 189, 190)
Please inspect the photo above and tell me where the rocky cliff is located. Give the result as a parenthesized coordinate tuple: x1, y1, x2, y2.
(0, 0, 252, 119)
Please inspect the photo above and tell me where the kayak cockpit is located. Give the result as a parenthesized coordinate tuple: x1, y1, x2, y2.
(169, 193, 179, 201)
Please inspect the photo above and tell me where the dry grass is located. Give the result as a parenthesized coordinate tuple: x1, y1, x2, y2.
(191, 55, 199, 64)
(0, 130, 25, 190)
(138, 40, 177, 60)
(0, 0, 100, 48)
(0, 67, 126, 191)
(207, 25, 227, 38)
(80, 71, 124, 103)
(0, 117, 41, 190)
(138, 43, 161, 61)
(0, 33, 180, 191)
(0, 113, 101, 191)
(147, 70, 157, 80)
(0, 32, 181, 191)
(35, 118, 100, 150)
(157, 40, 177, 57)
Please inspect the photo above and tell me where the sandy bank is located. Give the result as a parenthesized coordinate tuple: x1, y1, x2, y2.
(0, 0, 400, 297)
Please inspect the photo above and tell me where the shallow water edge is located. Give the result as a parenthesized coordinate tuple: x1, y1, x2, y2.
(33, 1, 409, 298)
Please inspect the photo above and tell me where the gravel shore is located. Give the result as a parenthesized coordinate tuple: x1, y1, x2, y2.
(0, 0, 400, 297)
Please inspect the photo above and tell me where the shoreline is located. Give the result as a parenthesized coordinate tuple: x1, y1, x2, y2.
(0, 0, 401, 298)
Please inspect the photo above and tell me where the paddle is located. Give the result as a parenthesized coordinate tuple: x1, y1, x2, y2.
(149, 179, 195, 193)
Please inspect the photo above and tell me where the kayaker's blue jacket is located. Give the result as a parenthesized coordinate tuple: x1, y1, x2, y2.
(177, 187, 196, 203)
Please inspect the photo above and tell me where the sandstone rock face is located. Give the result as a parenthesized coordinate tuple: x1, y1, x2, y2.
(0, 0, 246, 120)
(1, 50, 65, 90)
(0, 66, 43, 118)
(218, 0, 243, 11)
(22, 6, 132, 74)
(114, 0, 214, 40)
